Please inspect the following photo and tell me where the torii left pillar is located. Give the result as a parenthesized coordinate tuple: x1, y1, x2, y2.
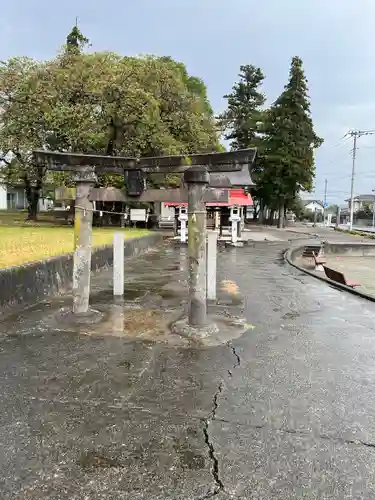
(72, 166, 97, 315)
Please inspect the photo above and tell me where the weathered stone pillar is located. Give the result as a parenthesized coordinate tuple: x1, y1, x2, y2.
(72, 166, 97, 315)
(184, 166, 209, 327)
(335, 206, 341, 228)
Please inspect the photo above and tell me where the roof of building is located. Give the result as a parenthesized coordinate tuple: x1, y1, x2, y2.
(344, 194, 375, 202)
(302, 199, 324, 207)
(165, 189, 253, 207)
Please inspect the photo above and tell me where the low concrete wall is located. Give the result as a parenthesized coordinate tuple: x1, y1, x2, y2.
(0, 233, 163, 317)
(285, 241, 375, 303)
(324, 242, 375, 256)
(289, 242, 375, 260)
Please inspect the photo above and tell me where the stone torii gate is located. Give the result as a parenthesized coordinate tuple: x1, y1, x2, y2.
(33, 149, 256, 328)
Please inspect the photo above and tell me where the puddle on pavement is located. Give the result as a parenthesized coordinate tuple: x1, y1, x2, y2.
(0, 244, 252, 347)
(93, 288, 147, 303)
(78, 451, 125, 469)
(91, 306, 184, 343)
(282, 311, 300, 320)
(274, 250, 288, 266)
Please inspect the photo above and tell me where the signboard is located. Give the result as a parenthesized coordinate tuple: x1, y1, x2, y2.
(130, 209, 147, 222)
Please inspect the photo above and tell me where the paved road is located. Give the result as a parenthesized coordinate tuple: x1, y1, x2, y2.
(1, 230, 375, 499)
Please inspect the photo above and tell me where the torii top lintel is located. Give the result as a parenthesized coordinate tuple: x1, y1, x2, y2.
(33, 149, 257, 174)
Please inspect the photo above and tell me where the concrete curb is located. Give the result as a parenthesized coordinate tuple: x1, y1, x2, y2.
(283, 228, 321, 238)
(284, 243, 375, 303)
(0, 233, 163, 317)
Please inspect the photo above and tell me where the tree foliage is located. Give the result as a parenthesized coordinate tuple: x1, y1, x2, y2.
(262, 56, 323, 213)
(221, 57, 323, 225)
(66, 25, 90, 54)
(218, 65, 268, 220)
(0, 26, 220, 218)
(218, 64, 265, 151)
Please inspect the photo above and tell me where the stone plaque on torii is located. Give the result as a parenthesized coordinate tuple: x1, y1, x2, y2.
(33, 148, 256, 327)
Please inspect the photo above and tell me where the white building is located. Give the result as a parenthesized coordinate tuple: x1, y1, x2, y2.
(302, 200, 324, 213)
(345, 194, 375, 213)
(0, 183, 52, 211)
(0, 184, 6, 209)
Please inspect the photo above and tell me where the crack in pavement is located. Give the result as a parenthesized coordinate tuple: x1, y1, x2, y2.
(200, 419, 225, 499)
(284, 427, 375, 450)
(227, 341, 241, 369)
(199, 381, 225, 499)
(209, 382, 224, 420)
(199, 343, 243, 499)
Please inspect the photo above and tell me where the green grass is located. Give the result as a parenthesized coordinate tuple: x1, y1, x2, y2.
(0, 210, 58, 226)
(334, 227, 375, 239)
(0, 226, 149, 268)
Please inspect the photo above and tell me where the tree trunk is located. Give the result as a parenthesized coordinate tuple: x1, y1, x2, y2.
(252, 202, 259, 222)
(23, 170, 44, 221)
(27, 193, 39, 221)
(278, 203, 285, 228)
(258, 200, 264, 224)
(268, 210, 275, 226)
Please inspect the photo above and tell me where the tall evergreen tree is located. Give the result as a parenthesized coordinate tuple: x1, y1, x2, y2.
(66, 23, 89, 55)
(219, 64, 265, 150)
(262, 56, 323, 227)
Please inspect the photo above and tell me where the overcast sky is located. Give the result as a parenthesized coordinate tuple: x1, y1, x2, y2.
(2, 0, 375, 205)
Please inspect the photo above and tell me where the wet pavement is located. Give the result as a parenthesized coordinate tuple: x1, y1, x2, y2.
(1, 229, 375, 498)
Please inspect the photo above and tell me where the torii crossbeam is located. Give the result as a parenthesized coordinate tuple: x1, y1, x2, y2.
(33, 149, 254, 173)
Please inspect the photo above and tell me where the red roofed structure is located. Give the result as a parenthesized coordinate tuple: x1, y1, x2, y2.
(164, 189, 253, 207)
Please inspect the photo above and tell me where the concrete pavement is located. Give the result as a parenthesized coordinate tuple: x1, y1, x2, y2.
(1, 229, 375, 498)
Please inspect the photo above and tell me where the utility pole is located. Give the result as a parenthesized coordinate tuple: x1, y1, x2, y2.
(347, 130, 375, 231)
(372, 189, 375, 229)
(323, 178, 327, 226)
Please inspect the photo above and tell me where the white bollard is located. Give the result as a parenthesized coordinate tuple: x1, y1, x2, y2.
(113, 232, 124, 296)
(180, 219, 187, 243)
(231, 220, 238, 244)
(206, 230, 218, 301)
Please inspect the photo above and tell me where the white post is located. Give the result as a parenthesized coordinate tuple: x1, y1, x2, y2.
(214, 210, 220, 230)
(113, 232, 124, 296)
(180, 219, 187, 243)
(178, 207, 188, 244)
(206, 230, 218, 301)
(231, 220, 238, 244)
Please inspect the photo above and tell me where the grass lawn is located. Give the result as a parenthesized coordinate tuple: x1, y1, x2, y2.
(0, 226, 149, 268)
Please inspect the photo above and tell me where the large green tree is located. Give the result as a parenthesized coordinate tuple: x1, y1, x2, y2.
(219, 64, 265, 150)
(219, 64, 267, 220)
(262, 56, 323, 227)
(0, 27, 220, 218)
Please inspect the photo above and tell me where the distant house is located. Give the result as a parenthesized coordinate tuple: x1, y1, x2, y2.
(345, 194, 375, 213)
(0, 183, 52, 211)
(302, 200, 324, 213)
